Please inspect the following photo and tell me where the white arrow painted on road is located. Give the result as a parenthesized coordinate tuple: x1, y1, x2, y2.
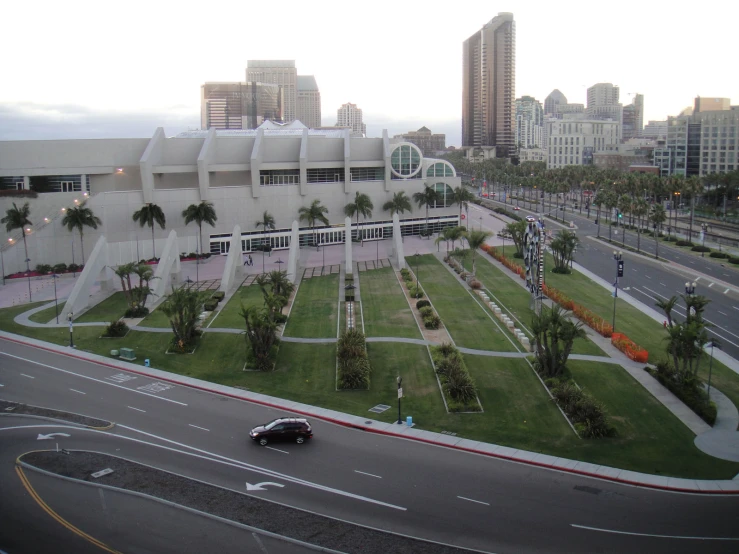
(246, 481, 285, 491)
(37, 433, 71, 440)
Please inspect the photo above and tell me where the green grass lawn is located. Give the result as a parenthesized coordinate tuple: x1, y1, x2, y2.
(75, 292, 129, 323)
(359, 267, 420, 339)
(138, 307, 172, 328)
(208, 285, 264, 329)
(283, 274, 339, 338)
(28, 304, 64, 324)
(406, 254, 517, 352)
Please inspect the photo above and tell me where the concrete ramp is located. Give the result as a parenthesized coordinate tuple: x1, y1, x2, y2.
(392, 214, 406, 269)
(61, 236, 114, 320)
(146, 230, 182, 309)
(219, 225, 243, 293)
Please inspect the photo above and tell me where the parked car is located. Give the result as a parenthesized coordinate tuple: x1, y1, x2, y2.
(250, 417, 313, 446)
(513, 206, 520, 211)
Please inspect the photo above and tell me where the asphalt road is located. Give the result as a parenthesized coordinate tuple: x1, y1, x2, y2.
(480, 197, 739, 359)
(1, 339, 739, 553)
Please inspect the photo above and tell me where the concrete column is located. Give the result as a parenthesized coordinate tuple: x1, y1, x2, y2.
(392, 213, 405, 269)
(344, 216, 353, 276)
(287, 220, 299, 283)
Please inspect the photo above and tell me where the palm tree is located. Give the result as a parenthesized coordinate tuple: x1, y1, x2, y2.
(343, 191, 373, 245)
(632, 198, 649, 253)
(617, 194, 632, 247)
(649, 204, 667, 259)
(382, 191, 412, 217)
(255, 210, 276, 253)
(2, 202, 32, 274)
(655, 295, 678, 327)
(182, 201, 217, 259)
(412, 186, 441, 238)
(61, 201, 101, 266)
(451, 186, 475, 227)
(111, 262, 136, 308)
(462, 229, 493, 275)
(160, 285, 207, 352)
(298, 200, 329, 248)
(592, 190, 605, 238)
(132, 203, 166, 259)
(603, 190, 618, 241)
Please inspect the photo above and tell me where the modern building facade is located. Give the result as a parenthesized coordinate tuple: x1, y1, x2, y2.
(544, 89, 567, 116)
(392, 127, 446, 157)
(201, 82, 283, 130)
(296, 76, 322, 128)
(0, 124, 460, 274)
(622, 94, 644, 140)
(642, 120, 667, 140)
(514, 96, 543, 149)
(586, 83, 622, 139)
(246, 60, 298, 123)
(336, 103, 366, 137)
(462, 12, 516, 156)
(546, 117, 620, 169)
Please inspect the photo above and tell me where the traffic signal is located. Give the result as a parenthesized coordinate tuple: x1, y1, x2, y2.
(617, 260, 624, 277)
(617, 211, 622, 219)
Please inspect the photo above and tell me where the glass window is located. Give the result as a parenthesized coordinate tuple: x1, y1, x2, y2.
(390, 144, 422, 178)
(432, 183, 454, 208)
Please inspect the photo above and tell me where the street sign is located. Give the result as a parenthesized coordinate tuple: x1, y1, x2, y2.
(398, 387, 403, 399)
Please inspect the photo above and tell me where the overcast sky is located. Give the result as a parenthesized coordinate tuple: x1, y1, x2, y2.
(2, 0, 737, 146)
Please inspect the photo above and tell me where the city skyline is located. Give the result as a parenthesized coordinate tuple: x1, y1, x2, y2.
(2, 0, 737, 145)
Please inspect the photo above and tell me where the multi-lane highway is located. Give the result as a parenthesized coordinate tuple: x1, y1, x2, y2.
(2, 338, 738, 553)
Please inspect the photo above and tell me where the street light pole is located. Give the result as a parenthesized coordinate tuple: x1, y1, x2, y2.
(67, 311, 75, 348)
(52, 274, 59, 324)
(414, 253, 420, 297)
(397, 376, 402, 424)
(612, 251, 623, 332)
(707, 341, 717, 399)
(701, 223, 706, 257)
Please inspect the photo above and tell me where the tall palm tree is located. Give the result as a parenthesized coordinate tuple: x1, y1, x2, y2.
(2, 202, 32, 274)
(132, 203, 166, 259)
(632, 197, 649, 253)
(61, 201, 102, 265)
(298, 200, 329, 248)
(649, 204, 667, 259)
(592, 189, 605, 238)
(343, 191, 373, 245)
(382, 191, 412, 217)
(655, 295, 678, 328)
(182, 201, 217, 259)
(617, 194, 632, 247)
(255, 210, 276, 252)
(412, 185, 441, 238)
(603, 190, 618, 241)
(462, 229, 493, 275)
(451, 186, 475, 226)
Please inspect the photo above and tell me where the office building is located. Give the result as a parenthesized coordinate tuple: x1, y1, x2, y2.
(246, 60, 298, 122)
(296, 76, 322, 128)
(201, 82, 283, 130)
(462, 12, 516, 156)
(622, 94, 644, 140)
(546, 116, 620, 169)
(514, 96, 543, 149)
(336, 103, 366, 137)
(642, 120, 667, 140)
(393, 127, 446, 157)
(544, 89, 567, 116)
(586, 83, 622, 139)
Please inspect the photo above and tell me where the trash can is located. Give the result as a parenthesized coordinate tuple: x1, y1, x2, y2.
(144, 359, 150, 367)
(406, 416, 413, 426)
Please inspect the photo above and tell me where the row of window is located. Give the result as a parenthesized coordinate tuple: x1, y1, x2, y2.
(261, 165, 455, 185)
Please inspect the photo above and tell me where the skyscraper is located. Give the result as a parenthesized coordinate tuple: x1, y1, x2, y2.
(462, 12, 516, 156)
(544, 89, 567, 117)
(247, 60, 298, 122)
(297, 76, 321, 128)
(336, 103, 366, 137)
(515, 96, 543, 149)
(201, 82, 283, 130)
(622, 94, 644, 140)
(586, 83, 623, 137)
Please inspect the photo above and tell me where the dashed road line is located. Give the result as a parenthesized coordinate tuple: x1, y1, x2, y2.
(188, 424, 210, 432)
(70, 389, 86, 395)
(20, 374, 35, 379)
(265, 446, 289, 454)
(571, 523, 739, 541)
(127, 406, 146, 413)
(645, 275, 652, 279)
(719, 311, 728, 316)
(725, 288, 730, 294)
(355, 470, 382, 479)
(660, 283, 666, 287)
(457, 496, 490, 506)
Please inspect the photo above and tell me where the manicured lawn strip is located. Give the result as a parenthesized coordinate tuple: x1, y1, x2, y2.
(475, 255, 607, 357)
(283, 274, 339, 338)
(407, 255, 516, 352)
(138, 307, 173, 328)
(698, 361, 739, 430)
(209, 285, 265, 329)
(566, 360, 739, 479)
(28, 304, 63, 324)
(359, 267, 420, 339)
(75, 292, 129, 323)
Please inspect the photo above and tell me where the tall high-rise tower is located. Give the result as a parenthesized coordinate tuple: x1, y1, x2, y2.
(462, 12, 516, 156)
(336, 103, 366, 137)
(297, 76, 322, 128)
(247, 60, 298, 122)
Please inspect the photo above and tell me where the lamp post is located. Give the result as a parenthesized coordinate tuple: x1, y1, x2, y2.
(701, 223, 707, 257)
(25, 257, 32, 302)
(52, 273, 59, 324)
(612, 250, 623, 332)
(414, 252, 420, 297)
(195, 240, 200, 283)
(0, 245, 5, 286)
(479, 216, 483, 231)
(275, 258, 284, 273)
(67, 311, 75, 348)
(685, 281, 696, 296)
(396, 376, 403, 424)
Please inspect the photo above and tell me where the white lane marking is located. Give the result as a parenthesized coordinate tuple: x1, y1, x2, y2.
(457, 496, 490, 506)
(137, 382, 173, 394)
(355, 470, 382, 479)
(690, 261, 696, 265)
(695, 277, 702, 282)
(107, 373, 136, 383)
(660, 283, 666, 287)
(0, 352, 187, 406)
(708, 282, 714, 288)
(0, 384, 4, 387)
(725, 288, 730, 294)
(718, 311, 728, 316)
(734, 306, 739, 311)
(645, 275, 652, 279)
(265, 446, 289, 454)
(70, 389, 86, 395)
(128, 406, 146, 413)
(188, 424, 210, 432)
(0, 424, 408, 511)
(632, 269, 637, 272)
(20, 374, 35, 379)
(571, 523, 739, 541)
(252, 532, 269, 554)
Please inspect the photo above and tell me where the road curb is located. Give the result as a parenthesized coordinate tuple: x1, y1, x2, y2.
(2, 331, 738, 494)
(0, 399, 115, 431)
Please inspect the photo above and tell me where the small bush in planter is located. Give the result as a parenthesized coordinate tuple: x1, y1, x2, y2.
(203, 300, 218, 311)
(423, 314, 441, 329)
(416, 299, 430, 310)
(274, 313, 288, 324)
(691, 245, 711, 253)
(103, 320, 129, 338)
(469, 279, 482, 289)
(212, 291, 225, 301)
(460, 272, 469, 280)
(419, 306, 434, 318)
(53, 263, 67, 273)
(729, 257, 739, 265)
(67, 263, 81, 273)
(408, 285, 424, 299)
(675, 240, 694, 247)
(709, 251, 729, 259)
(35, 264, 52, 274)
(124, 306, 149, 318)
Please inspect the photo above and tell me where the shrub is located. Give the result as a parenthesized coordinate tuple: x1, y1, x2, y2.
(124, 306, 149, 318)
(407, 285, 424, 299)
(416, 299, 430, 310)
(709, 252, 729, 259)
(675, 240, 694, 247)
(35, 264, 52, 274)
(423, 314, 441, 329)
(460, 272, 469, 280)
(400, 268, 410, 277)
(274, 313, 288, 324)
(729, 256, 739, 265)
(445, 367, 477, 403)
(419, 306, 434, 317)
(103, 320, 129, 338)
(212, 291, 225, 301)
(402, 273, 414, 282)
(337, 328, 370, 390)
(53, 263, 67, 273)
(663, 236, 677, 242)
(552, 267, 571, 274)
(469, 279, 482, 289)
(345, 273, 354, 282)
(647, 365, 716, 425)
(203, 300, 218, 311)
(430, 344, 480, 410)
(691, 245, 711, 253)
(550, 381, 616, 438)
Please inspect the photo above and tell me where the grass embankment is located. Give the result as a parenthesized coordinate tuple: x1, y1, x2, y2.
(359, 267, 420, 339)
(207, 285, 264, 329)
(75, 292, 129, 323)
(28, 304, 63, 324)
(283, 274, 339, 338)
(406, 254, 517, 352)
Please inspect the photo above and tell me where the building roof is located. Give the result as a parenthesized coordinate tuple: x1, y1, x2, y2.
(297, 75, 319, 91)
(247, 60, 295, 68)
(176, 122, 346, 139)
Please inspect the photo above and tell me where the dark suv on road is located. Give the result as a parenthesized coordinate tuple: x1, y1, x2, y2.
(250, 417, 313, 446)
